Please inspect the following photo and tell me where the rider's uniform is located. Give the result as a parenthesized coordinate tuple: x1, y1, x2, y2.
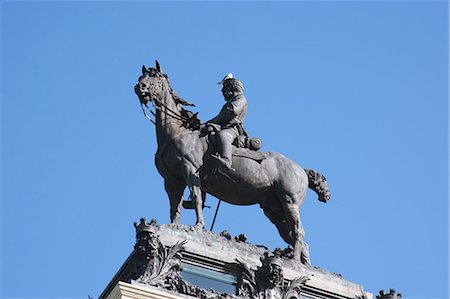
(208, 94, 247, 166)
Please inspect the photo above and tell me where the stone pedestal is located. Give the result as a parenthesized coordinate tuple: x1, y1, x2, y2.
(100, 219, 372, 299)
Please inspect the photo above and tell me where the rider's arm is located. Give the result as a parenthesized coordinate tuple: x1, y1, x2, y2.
(207, 103, 235, 125)
(229, 96, 246, 117)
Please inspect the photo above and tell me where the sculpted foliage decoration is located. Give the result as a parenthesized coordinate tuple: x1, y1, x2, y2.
(236, 253, 309, 299)
(131, 218, 186, 288)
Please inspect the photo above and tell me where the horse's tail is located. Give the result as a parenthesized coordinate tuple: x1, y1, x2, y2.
(305, 169, 331, 203)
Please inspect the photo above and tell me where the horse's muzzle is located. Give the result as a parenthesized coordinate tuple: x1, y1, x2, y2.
(135, 84, 150, 105)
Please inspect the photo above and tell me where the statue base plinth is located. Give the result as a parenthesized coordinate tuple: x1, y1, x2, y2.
(100, 221, 372, 299)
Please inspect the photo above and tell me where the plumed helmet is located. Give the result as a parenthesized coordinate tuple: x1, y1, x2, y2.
(219, 73, 244, 92)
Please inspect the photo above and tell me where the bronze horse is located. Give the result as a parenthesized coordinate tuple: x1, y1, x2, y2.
(135, 61, 331, 263)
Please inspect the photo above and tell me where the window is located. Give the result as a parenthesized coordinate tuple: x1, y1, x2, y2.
(181, 263, 237, 294)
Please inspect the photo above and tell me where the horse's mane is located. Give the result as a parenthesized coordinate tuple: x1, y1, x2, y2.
(164, 74, 202, 131)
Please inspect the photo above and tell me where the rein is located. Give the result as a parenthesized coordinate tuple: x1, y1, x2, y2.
(156, 99, 189, 122)
(141, 98, 189, 125)
(141, 103, 156, 125)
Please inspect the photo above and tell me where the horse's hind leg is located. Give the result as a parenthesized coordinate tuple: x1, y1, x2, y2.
(280, 194, 309, 263)
(262, 206, 294, 245)
(164, 180, 185, 224)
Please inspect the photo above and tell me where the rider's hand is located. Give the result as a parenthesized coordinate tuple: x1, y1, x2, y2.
(200, 123, 214, 136)
(200, 124, 209, 136)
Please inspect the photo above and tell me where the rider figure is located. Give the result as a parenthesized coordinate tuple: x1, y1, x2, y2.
(204, 74, 247, 171)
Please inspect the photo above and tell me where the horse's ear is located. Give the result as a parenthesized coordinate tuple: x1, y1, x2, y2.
(142, 65, 147, 75)
(155, 60, 163, 73)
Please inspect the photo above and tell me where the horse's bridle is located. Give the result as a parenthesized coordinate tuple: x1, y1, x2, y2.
(139, 75, 200, 128)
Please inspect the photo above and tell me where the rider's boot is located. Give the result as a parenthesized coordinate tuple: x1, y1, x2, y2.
(211, 153, 235, 171)
(212, 134, 235, 171)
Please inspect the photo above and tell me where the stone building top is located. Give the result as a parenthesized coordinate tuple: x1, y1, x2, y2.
(100, 219, 372, 299)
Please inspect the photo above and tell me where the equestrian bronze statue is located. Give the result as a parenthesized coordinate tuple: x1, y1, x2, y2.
(134, 61, 331, 263)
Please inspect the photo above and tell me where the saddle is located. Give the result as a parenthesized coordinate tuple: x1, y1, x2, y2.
(207, 124, 264, 159)
(232, 147, 267, 163)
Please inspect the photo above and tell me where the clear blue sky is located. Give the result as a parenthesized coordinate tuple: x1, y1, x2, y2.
(1, 1, 448, 298)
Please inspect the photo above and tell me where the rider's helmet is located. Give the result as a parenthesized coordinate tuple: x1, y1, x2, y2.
(219, 73, 244, 93)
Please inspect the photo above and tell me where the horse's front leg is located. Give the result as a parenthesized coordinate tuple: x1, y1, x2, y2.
(164, 180, 185, 224)
(189, 185, 205, 229)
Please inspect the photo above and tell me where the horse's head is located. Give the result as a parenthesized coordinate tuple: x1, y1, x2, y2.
(135, 61, 202, 130)
(135, 60, 168, 107)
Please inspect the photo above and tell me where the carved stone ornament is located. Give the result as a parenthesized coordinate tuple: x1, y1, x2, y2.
(131, 218, 186, 289)
(376, 289, 402, 299)
(129, 218, 309, 299)
(355, 287, 400, 299)
(237, 253, 309, 299)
